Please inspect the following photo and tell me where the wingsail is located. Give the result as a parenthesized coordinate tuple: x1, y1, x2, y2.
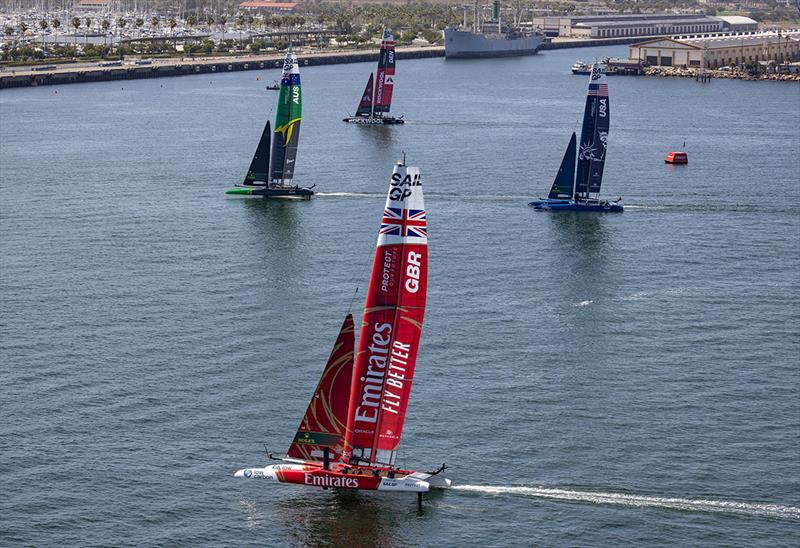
(372, 28, 396, 117)
(270, 50, 302, 183)
(343, 162, 427, 467)
(575, 64, 609, 198)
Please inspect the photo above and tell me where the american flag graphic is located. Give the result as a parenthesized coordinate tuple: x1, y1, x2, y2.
(380, 208, 427, 238)
(587, 84, 609, 96)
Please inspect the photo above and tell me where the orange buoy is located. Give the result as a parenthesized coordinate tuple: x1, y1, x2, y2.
(665, 151, 688, 164)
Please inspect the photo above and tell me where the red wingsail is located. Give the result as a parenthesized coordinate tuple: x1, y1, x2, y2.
(355, 73, 374, 117)
(287, 314, 355, 462)
(372, 28, 396, 117)
(343, 163, 426, 467)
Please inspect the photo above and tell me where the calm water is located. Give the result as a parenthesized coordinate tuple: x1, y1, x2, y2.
(2, 46, 799, 546)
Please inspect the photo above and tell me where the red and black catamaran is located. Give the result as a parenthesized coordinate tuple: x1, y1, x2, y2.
(235, 159, 450, 503)
(343, 28, 404, 125)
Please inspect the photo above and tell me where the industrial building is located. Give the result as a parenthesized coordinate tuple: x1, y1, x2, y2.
(238, 1, 298, 14)
(533, 14, 758, 39)
(628, 30, 800, 69)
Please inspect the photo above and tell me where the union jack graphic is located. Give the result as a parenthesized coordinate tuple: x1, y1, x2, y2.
(587, 84, 609, 96)
(380, 208, 427, 238)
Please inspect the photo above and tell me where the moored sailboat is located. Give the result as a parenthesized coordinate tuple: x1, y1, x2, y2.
(529, 63, 623, 212)
(343, 29, 404, 125)
(234, 159, 450, 502)
(226, 48, 314, 199)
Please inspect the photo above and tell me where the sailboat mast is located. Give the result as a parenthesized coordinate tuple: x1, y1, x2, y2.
(371, 69, 377, 119)
(266, 121, 272, 186)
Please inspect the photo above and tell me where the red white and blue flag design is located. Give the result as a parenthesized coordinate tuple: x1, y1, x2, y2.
(587, 83, 609, 96)
(380, 208, 427, 238)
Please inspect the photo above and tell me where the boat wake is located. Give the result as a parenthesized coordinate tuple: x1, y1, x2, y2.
(316, 192, 384, 198)
(453, 485, 800, 520)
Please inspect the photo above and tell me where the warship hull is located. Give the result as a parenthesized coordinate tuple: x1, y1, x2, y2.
(444, 27, 544, 59)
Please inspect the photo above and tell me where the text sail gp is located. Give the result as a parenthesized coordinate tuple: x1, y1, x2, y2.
(234, 159, 451, 501)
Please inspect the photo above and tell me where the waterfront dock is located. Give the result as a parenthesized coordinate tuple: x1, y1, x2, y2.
(0, 35, 670, 89)
(0, 46, 445, 89)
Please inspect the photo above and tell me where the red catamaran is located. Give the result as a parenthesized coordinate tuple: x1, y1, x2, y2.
(343, 28, 404, 125)
(235, 159, 450, 503)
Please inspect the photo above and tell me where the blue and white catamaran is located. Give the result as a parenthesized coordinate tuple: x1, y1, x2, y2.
(529, 63, 622, 212)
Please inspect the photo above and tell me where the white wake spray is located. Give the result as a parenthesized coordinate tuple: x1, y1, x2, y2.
(453, 485, 800, 520)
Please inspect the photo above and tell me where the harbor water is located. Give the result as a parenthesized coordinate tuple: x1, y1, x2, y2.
(1, 45, 798, 546)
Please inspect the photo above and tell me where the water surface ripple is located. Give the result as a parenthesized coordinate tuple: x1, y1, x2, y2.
(2, 46, 799, 546)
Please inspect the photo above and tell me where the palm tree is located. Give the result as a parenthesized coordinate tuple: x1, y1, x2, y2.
(101, 19, 110, 47)
(37, 19, 46, 49)
(71, 17, 80, 46)
(135, 17, 144, 37)
(237, 15, 244, 42)
(167, 17, 177, 48)
(219, 15, 227, 41)
(84, 17, 92, 45)
(151, 16, 159, 31)
(116, 17, 126, 36)
(52, 18, 61, 44)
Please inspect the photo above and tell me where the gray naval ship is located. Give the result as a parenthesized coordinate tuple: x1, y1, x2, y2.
(444, 0, 544, 59)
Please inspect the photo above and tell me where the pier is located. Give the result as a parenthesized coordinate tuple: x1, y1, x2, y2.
(0, 46, 445, 89)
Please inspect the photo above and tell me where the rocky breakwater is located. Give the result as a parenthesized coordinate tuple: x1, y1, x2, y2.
(644, 65, 800, 82)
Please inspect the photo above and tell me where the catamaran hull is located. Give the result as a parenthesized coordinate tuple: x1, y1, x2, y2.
(343, 117, 405, 125)
(529, 199, 623, 212)
(234, 464, 449, 492)
(225, 185, 314, 199)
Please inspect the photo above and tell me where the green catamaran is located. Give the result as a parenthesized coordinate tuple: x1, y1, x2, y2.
(226, 48, 314, 199)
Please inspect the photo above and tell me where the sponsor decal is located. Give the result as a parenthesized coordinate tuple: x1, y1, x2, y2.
(304, 473, 359, 489)
(354, 322, 392, 424)
(294, 431, 340, 446)
(381, 340, 410, 417)
(380, 248, 398, 293)
(375, 74, 385, 105)
(244, 469, 253, 478)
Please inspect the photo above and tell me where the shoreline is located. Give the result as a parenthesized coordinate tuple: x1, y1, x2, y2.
(0, 37, 647, 89)
(0, 46, 445, 89)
